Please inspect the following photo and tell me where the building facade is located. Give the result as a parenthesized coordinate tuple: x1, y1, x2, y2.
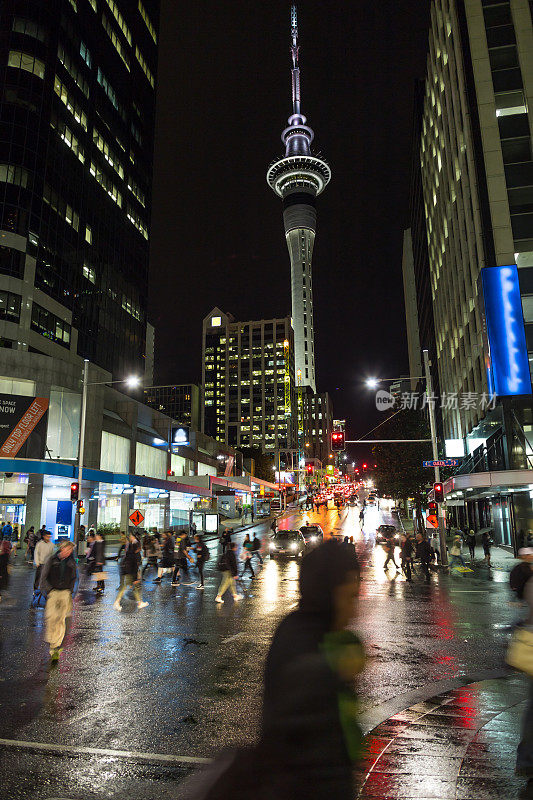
(0, 0, 158, 379)
(420, 0, 533, 547)
(144, 383, 201, 430)
(202, 308, 298, 454)
(266, 6, 330, 393)
(298, 386, 333, 466)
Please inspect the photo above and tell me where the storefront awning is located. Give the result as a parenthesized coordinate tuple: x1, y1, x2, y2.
(0, 458, 212, 497)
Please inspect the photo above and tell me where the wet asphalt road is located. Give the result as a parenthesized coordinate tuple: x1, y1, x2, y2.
(0, 501, 524, 799)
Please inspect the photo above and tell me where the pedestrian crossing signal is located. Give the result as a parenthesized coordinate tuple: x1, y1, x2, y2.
(70, 481, 79, 502)
(433, 482, 444, 503)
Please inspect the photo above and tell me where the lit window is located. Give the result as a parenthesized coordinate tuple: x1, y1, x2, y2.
(12, 17, 47, 42)
(211, 316, 222, 327)
(135, 46, 154, 88)
(82, 263, 96, 283)
(80, 41, 92, 67)
(50, 112, 85, 163)
(495, 90, 527, 117)
(93, 129, 124, 178)
(102, 14, 130, 71)
(54, 76, 87, 130)
(104, 0, 132, 45)
(138, 0, 157, 43)
(8, 50, 45, 79)
(57, 44, 89, 96)
(0, 164, 29, 188)
(85, 225, 92, 244)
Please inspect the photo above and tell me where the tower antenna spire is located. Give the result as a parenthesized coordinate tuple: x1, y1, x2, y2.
(290, 4, 301, 116)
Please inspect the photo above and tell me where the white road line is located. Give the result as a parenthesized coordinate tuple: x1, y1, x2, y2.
(0, 738, 211, 765)
(221, 631, 246, 644)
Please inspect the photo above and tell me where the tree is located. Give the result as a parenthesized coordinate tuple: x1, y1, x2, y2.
(371, 409, 432, 530)
(239, 447, 275, 482)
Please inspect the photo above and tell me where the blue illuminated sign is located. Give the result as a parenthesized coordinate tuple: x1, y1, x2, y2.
(481, 265, 532, 396)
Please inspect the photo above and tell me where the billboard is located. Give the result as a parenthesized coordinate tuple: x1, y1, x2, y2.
(481, 265, 532, 396)
(0, 394, 49, 458)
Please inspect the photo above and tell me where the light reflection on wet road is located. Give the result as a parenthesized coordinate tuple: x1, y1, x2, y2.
(0, 501, 525, 799)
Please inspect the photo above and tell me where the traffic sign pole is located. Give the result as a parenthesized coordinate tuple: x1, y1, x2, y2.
(423, 349, 448, 567)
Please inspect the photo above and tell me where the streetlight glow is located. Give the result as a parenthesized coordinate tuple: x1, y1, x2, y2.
(125, 375, 141, 388)
(366, 378, 378, 388)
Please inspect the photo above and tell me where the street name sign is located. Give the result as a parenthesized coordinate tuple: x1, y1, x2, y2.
(422, 459, 458, 467)
(129, 509, 145, 526)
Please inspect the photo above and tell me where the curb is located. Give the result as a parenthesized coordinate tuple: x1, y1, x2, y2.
(359, 667, 512, 735)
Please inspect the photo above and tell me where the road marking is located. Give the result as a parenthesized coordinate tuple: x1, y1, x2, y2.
(0, 737, 211, 765)
(221, 631, 246, 644)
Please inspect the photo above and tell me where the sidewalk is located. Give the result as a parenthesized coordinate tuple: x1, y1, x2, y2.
(356, 673, 531, 799)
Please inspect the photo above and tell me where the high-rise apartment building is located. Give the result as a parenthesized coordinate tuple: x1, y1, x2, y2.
(0, 0, 158, 378)
(419, 0, 533, 546)
(144, 384, 201, 430)
(267, 6, 330, 393)
(298, 387, 333, 466)
(202, 308, 298, 453)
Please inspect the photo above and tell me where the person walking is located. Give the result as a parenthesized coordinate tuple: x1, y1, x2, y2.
(515, 553, 533, 793)
(39, 540, 77, 662)
(466, 529, 476, 563)
(449, 535, 467, 569)
(116, 531, 127, 561)
(114, 532, 147, 611)
(270, 519, 277, 536)
(251, 533, 263, 565)
(415, 532, 432, 583)
(153, 531, 175, 583)
(400, 533, 413, 582)
(141, 534, 161, 580)
(383, 534, 399, 572)
(33, 529, 54, 593)
(240, 533, 255, 579)
(481, 530, 492, 567)
(193, 533, 209, 589)
(172, 534, 193, 586)
(92, 531, 106, 594)
(257, 540, 364, 800)
(24, 526, 36, 563)
(215, 542, 243, 603)
(1, 520, 13, 542)
(37, 524, 47, 542)
(0, 537, 11, 601)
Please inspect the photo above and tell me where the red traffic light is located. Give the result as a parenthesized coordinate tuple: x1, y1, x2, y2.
(363, 463, 367, 469)
(433, 482, 444, 503)
(331, 430, 345, 451)
(306, 464, 313, 474)
(70, 481, 79, 502)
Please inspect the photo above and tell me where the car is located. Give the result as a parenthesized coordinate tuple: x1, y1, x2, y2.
(376, 524, 399, 545)
(299, 524, 324, 546)
(269, 530, 306, 557)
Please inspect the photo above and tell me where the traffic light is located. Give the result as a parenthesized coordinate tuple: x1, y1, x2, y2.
(428, 501, 438, 514)
(433, 482, 444, 503)
(363, 463, 367, 470)
(331, 430, 345, 451)
(306, 464, 314, 474)
(70, 481, 79, 502)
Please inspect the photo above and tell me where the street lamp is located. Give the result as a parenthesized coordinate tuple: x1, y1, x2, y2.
(363, 355, 447, 566)
(74, 360, 142, 553)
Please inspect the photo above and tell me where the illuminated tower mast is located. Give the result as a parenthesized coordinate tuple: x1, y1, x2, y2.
(267, 4, 331, 393)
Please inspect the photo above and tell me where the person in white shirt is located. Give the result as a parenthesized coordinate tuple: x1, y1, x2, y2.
(34, 530, 54, 591)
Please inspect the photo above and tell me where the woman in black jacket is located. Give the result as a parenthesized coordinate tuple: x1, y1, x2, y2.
(92, 532, 106, 594)
(114, 533, 147, 611)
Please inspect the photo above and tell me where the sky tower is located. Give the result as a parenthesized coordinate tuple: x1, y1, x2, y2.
(267, 5, 331, 393)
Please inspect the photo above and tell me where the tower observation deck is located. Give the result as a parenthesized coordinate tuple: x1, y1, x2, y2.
(267, 4, 331, 393)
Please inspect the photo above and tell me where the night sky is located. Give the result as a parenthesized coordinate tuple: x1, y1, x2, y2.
(149, 0, 431, 457)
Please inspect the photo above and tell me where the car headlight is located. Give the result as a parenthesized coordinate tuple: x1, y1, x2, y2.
(290, 543, 298, 551)
(269, 542, 276, 550)
(310, 536, 317, 543)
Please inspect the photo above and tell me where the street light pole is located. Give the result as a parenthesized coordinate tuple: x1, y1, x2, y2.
(74, 358, 89, 556)
(423, 349, 448, 566)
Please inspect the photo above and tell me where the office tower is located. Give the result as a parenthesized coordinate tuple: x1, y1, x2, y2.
(420, 0, 533, 546)
(144, 384, 201, 430)
(0, 0, 159, 378)
(266, 5, 330, 393)
(202, 308, 297, 453)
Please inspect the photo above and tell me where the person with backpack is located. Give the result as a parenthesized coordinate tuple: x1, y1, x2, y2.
(215, 542, 243, 603)
(510, 548, 533, 601)
(39, 540, 77, 661)
(114, 532, 147, 611)
(466, 529, 476, 563)
(251, 533, 263, 565)
(193, 533, 209, 589)
(481, 530, 492, 567)
(400, 533, 413, 582)
(33, 529, 54, 594)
